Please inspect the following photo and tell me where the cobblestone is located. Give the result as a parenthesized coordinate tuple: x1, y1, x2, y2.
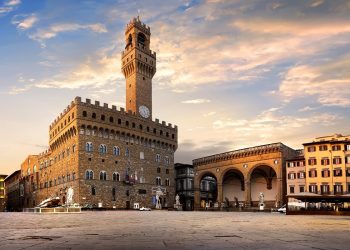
(1, 211, 350, 249)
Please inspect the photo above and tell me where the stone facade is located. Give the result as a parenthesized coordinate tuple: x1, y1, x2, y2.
(4, 170, 21, 211)
(175, 163, 194, 210)
(18, 17, 178, 210)
(0, 174, 6, 212)
(193, 143, 298, 210)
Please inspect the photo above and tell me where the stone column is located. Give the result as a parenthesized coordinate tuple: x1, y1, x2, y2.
(194, 189, 200, 210)
(276, 177, 283, 208)
(217, 183, 223, 209)
(244, 180, 251, 207)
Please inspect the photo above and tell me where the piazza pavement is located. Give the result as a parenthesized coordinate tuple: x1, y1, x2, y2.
(1, 211, 350, 250)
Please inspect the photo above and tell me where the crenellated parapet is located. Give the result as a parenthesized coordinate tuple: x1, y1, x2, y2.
(49, 96, 178, 148)
(75, 97, 177, 130)
(125, 16, 150, 35)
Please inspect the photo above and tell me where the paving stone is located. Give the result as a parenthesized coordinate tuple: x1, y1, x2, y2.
(0, 211, 350, 250)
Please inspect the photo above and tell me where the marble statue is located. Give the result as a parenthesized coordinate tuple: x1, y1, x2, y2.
(259, 192, 264, 204)
(175, 194, 180, 205)
(66, 187, 74, 207)
(155, 194, 162, 209)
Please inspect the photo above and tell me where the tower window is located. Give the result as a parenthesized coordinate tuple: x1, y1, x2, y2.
(127, 34, 132, 46)
(109, 117, 114, 123)
(92, 113, 96, 119)
(101, 115, 105, 121)
(118, 119, 121, 124)
(138, 33, 146, 45)
(143, 77, 145, 80)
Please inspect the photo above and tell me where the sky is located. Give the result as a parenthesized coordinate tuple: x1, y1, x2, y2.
(1, 0, 350, 175)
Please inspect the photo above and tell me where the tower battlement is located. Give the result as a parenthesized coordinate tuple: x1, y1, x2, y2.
(125, 16, 150, 35)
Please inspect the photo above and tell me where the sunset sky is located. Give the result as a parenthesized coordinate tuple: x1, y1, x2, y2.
(1, 0, 350, 175)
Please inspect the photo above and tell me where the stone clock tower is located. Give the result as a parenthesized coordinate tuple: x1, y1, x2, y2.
(121, 16, 156, 119)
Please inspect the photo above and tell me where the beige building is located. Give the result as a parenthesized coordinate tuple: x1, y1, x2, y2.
(19, 17, 178, 209)
(304, 134, 350, 195)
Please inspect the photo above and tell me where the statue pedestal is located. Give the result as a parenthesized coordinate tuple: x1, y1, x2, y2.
(174, 204, 182, 211)
(259, 202, 265, 211)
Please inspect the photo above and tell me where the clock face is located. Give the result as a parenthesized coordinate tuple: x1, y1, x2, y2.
(139, 105, 150, 118)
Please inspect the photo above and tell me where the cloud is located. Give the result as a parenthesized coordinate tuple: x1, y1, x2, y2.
(9, 45, 123, 94)
(232, 19, 350, 36)
(29, 23, 107, 46)
(279, 54, 350, 107)
(12, 14, 38, 30)
(0, 0, 21, 14)
(181, 99, 211, 104)
(6, 0, 21, 6)
(211, 108, 342, 148)
(310, 0, 324, 8)
(298, 106, 318, 112)
(203, 111, 216, 117)
(175, 139, 233, 164)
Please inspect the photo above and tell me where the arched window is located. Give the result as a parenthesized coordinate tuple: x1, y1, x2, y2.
(156, 177, 161, 186)
(157, 167, 161, 173)
(164, 156, 169, 165)
(165, 178, 170, 186)
(113, 172, 120, 181)
(99, 144, 107, 154)
(86, 142, 93, 152)
(92, 113, 96, 119)
(91, 186, 96, 195)
(85, 170, 93, 180)
(109, 116, 114, 123)
(72, 172, 76, 180)
(125, 148, 130, 157)
(155, 154, 161, 162)
(100, 171, 107, 181)
(83, 111, 87, 117)
(113, 146, 120, 156)
(127, 34, 132, 45)
(137, 32, 146, 45)
(101, 114, 105, 121)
